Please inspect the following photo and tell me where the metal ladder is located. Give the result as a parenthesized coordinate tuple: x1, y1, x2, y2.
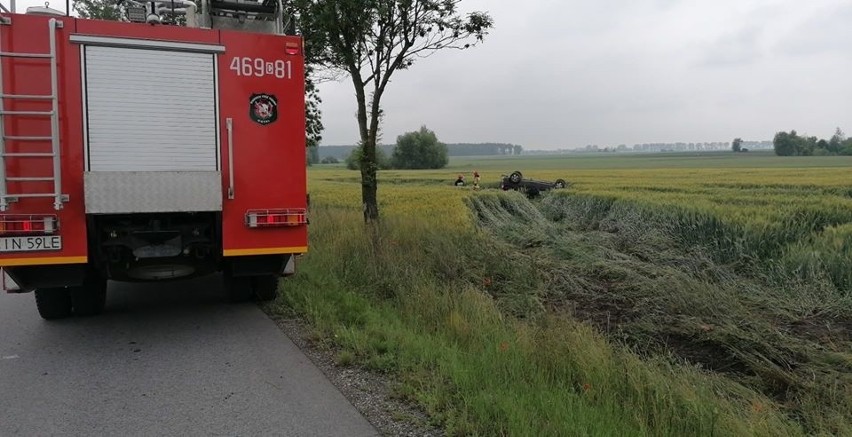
(0, 17, 66, 211)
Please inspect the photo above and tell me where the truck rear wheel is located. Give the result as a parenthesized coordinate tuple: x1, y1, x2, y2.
(34, 288, 73, 320)
(71, 277, 108, 317)
(252, 275, 279, 301)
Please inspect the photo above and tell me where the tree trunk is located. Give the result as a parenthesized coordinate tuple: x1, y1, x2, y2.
(360, 125, 379, 222)
(351, 71, 379, 222)
(361, 166, 379, 222)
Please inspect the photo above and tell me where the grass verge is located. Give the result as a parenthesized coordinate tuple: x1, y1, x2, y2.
(265, 203, 824, 436)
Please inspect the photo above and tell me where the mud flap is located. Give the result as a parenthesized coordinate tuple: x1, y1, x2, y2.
(283, 254, 296, 276)
(2, 268, 31, 293)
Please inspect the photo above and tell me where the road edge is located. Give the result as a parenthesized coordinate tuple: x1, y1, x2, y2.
(265, 312, 445, 437)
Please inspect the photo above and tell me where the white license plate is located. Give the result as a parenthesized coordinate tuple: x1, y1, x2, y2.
(0, 236, 62, 253)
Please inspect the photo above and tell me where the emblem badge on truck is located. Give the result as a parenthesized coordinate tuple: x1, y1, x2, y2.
(249, 93, 278, 125)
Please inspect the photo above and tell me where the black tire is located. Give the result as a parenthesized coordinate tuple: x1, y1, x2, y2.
(226, 274, 252, 303)
(509, 171, 523, 184)
(34, 287, 73, 320)
(554, 179, 567, 189)
(252, 275, 279, 302)
(71, 276, 107, 317)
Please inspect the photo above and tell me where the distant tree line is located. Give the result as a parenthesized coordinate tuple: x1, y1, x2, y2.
(773, 128, 852, 156)
(448, 143, 522, 156)
(316, 142, 522, 161)
(336, 126, 448, 170)
(561, 141, 765, 154)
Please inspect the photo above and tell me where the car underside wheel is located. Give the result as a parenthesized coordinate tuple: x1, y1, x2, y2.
(34, 287, 73, 320)
(555, 179, 567, 189)
(252, 275, 279, 302)
(509, 171, 523, 184)
(71, 276, 108, 317)
(226, 274, 253, 303)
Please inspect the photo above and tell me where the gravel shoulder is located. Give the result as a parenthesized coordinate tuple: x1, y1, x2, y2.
(267, 314, 445, 437)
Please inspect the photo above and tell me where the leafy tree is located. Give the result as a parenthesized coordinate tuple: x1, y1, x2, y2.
(773, 130, 813, 156)
(346, 143, 390, 170)
(304, 67, 324, 150)
(321, 156, 339, 164)
(763, 128, 852, 156)
(391, 126, 448, 169)
(828, 127, 846, 154)
(73, 0, 122, 19)
(291, 0, 493, 221)
(732, 138, 742, 152)
(773, 131, 795, 156)
(801, 135, 818, 156)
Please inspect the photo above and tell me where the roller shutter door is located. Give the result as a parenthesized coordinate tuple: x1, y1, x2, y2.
(84, 46, 218, 172)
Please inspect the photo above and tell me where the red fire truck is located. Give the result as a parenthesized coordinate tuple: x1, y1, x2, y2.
(0, 1, 308, 319)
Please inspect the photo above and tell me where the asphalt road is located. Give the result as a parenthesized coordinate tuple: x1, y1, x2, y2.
(0, 275, 377, 436)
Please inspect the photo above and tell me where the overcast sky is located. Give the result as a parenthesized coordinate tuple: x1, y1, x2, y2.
(11, 0, 852, 149)
(316, 0, 852, 149)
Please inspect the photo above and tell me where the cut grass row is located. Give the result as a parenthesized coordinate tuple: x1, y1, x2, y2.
(537, 192, 852, 298)
(468, 191, 851, 434)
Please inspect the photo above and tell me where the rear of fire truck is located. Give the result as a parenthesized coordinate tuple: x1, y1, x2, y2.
(0, 0, 308, 319)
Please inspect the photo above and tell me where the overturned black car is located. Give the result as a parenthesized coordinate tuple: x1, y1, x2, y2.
(500, 171, 568, 197)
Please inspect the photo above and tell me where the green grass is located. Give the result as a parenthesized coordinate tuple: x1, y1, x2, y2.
(269, 207, 804, 436)
(271, 152, 852, 435)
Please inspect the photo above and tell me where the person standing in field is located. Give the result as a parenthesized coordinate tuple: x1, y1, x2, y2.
(473, 170, 481, 190)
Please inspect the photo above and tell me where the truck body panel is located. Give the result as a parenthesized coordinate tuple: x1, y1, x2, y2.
(0, 9, 308, 312)
(0, 14, 88, 267)
(217, 30, 307, 257)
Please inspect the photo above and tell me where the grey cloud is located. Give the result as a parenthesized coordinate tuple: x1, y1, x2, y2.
(774, 3, 852, 56)
(699, 27, 764, 67)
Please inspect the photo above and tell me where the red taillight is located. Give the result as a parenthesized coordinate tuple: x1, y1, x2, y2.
(284, 42, 301, 56)
(0, 215, 58, 235)
(246, 209, 307, 228)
